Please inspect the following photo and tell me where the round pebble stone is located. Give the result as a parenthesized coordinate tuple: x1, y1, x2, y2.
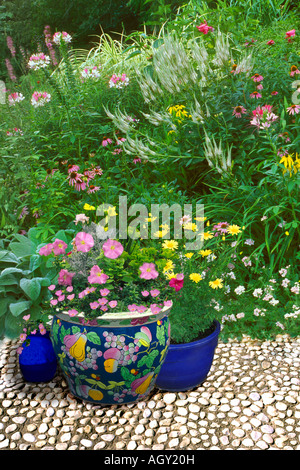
(0, 336, 299, 450)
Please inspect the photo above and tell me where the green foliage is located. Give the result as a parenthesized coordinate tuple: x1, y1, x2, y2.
(0, 228, 59, 339)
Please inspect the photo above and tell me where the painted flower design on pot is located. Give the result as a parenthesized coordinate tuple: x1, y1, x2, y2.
(131, 372, 155, 395)
(64, 331, 87, 362)
(103, 347, 122, 373)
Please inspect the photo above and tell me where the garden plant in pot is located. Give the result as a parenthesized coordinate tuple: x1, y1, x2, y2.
(155, 219, 243, 392)
(0, 229, 66, 383)
(35, 221, 175, 405)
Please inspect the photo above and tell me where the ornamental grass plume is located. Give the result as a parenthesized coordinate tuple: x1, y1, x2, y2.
(152, 34, 197, 94)
(203, 130, 233, 176)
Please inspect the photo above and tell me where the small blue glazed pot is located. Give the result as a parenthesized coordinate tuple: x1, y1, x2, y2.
(19, 332, 57, 383)
(156, 320, 220, 392)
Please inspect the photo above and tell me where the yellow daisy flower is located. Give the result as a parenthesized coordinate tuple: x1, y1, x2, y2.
(200, 231, 214, 240)
(162, 240, 178, 251)
(154, 229, 169, 238)
(209, 278, 224, 289)
(185, 252, 194, 259)
(189, 273, 202, 283)
(163, 260, 174, 272)
(83, 203, 96, 211)
(183, 222, 198, 232)
(227, 225, 242, 235)
(199, 249, 212, 257)
(106, 206, 117, 217)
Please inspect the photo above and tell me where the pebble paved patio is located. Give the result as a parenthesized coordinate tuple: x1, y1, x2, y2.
(0, 335, 299, 450)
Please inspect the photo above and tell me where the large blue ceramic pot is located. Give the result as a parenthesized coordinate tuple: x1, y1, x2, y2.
(156, 320, 220, 392)
(50, 307, 171, 405)
(19, 332, 57, 383)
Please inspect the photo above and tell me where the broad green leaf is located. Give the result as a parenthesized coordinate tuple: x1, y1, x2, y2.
(9, 300, 32, 317)
(20, 278, 41, 301)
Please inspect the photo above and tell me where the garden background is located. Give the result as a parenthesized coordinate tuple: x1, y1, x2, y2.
(0, 0, 299, 341)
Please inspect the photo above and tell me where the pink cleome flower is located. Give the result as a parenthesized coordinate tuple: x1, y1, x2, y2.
(8, 92, 25, 106)
(267, 40, 275, 45)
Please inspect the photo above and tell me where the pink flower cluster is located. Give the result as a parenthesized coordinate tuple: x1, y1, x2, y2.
(31, 91, 51, 107)
(81, 66, 101, 80)
(52, 31, 72, 45)
(39, 238, 68, 256)
(8, 92, 25, 106)
(28, 53, 50, 70)
(67, 164, 103, 192)
(196, 21, 214, 34)
(250, 104, 278, 130)
(109, 73, 129, 89)
(6, 127, 23, 136)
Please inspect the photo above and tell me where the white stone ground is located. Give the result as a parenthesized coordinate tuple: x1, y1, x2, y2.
(0, 336, 299, 450)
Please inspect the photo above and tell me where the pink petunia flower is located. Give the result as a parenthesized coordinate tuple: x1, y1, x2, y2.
(90, 301, 99, 310)
(52, 239, 68, 255)
(164, 300, 173, 307)
(100, 288, 110, 296)
(98, 298, 108, 306)
(58, 268, 75, 286)
(88, 265, 109, 284)
(150, 289, 160, 297)
(67, 294, 75, 301)
(39, 243, 53, 256)
(74, 232, 94, 252)
(141, 291, 149, 297)
(68, 309, 78, 317)
(169, 273, 184, 292)
(102, 239, 124, 259)
(50, 299, 58, 306)
(150, 304, 162, 315)
(48, 284, 56, 291)
(128, 304, 137, 312)
(66, 286, 73, 292)
(108, 301, 118, 308)
(139, 262, 159, 280)
(136, 305, 147, 313)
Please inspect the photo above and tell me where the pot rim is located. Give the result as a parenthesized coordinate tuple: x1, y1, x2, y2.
(52, 305, 171, 327)
(169, 320, 220, 350)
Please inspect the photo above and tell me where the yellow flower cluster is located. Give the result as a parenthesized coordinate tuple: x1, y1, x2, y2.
(168, 104, 191, 120)
(280, 153, 300, 176)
